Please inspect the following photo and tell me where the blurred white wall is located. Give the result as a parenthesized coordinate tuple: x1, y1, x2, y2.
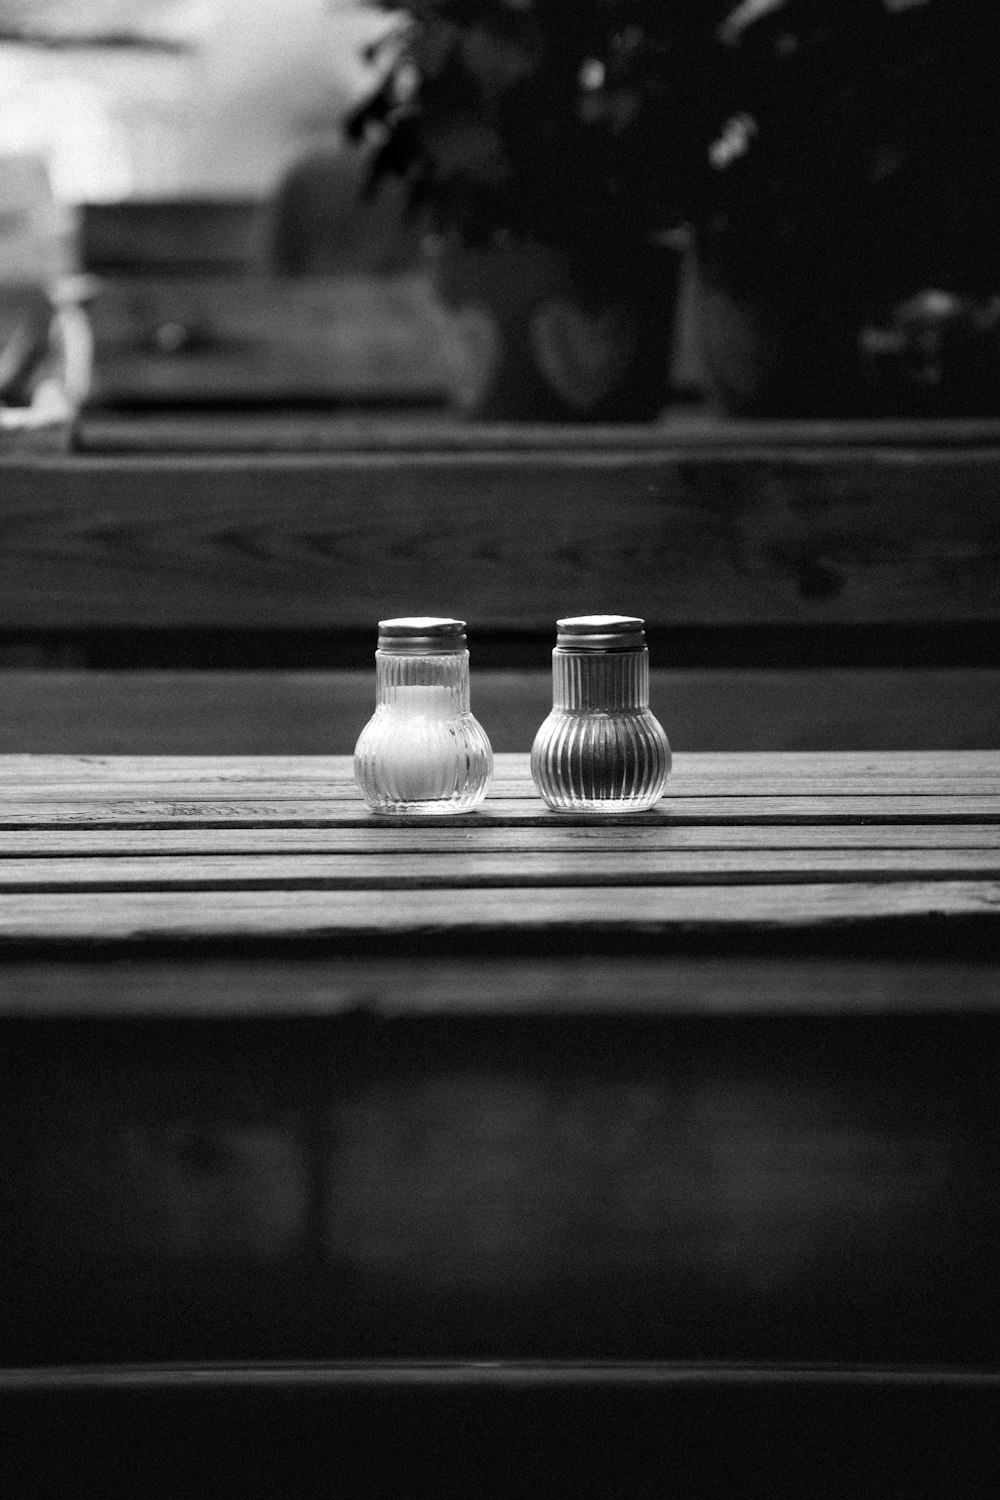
(0, 45, 193, 200)
(0, 0, 390, 201)
(181, 0, 390, 196)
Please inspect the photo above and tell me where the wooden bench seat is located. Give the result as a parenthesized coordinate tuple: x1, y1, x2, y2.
(0, 415, 998, 750)
(3, 422, 1000, 634)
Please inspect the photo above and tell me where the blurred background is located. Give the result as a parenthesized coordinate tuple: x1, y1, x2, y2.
(0, 0, 447, 419)
(0, 0, 384, 202)
(2, 0, 999, 425)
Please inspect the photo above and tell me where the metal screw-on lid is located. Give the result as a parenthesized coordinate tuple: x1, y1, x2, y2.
(555, 615, 646, 652)
(377, 616, 467, 654)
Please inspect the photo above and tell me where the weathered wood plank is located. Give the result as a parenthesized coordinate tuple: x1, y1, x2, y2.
(2, 849, 999, 891)
(2, 796, 998, 826)
(5, 775, 998, 801)
(2, 955, 998, 1016)
(4, 823, 998, 856)
(1, 446, 999, 629)
(0, 753, 360, 783)
(0, 880, 995, 939)
(0, 754, 996, 830)
(0, 749, 996, 788)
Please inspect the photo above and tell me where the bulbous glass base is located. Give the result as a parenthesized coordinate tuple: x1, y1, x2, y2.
(530, 708, 671, 814)
(354, 708, 493, 815)
(537, 792, 666, 815)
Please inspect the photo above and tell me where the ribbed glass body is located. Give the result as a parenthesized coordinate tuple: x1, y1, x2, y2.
(354, 648, 493, 813)
(531, 643, 671, 812)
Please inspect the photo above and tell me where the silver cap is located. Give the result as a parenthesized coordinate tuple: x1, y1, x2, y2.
(377, 616, 467, 654)
(555, 615, 646, 652)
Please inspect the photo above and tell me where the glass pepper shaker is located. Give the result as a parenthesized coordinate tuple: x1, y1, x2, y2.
(354, 617, 493, 813)
(530, 614, 671, 812)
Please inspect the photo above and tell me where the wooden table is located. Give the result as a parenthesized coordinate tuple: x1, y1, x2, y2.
(2, 748, 999, 951)
(3, 749, 1000, 1492)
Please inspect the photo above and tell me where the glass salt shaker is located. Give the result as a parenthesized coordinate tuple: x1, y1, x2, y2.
(530, 615, 671, 812)
(354, 617, 493, 813)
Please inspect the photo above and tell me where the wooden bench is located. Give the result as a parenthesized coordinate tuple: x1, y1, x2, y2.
(0, 412, 998, 753)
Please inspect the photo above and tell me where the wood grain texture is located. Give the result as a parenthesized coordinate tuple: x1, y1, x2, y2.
(0, 881, 995, 940)
(0, 752, 994, 959)
(2, 849, 999, 891)
(3, 796, 997, 826)
(0, 749, 995, 787)
(5, 773, 998, 799)
(2, 443, 1000, 629)
(2, 668, 998, 755)
(4, 823, 998, 855)
(1, 756, 998, 833)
